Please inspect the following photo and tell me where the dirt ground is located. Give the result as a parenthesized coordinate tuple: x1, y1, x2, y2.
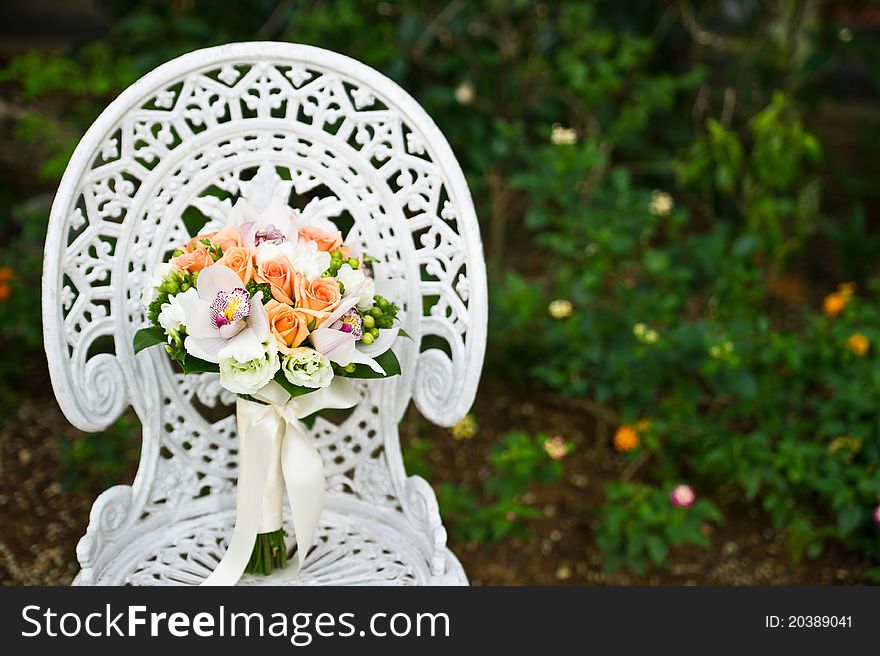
(0, 375, 870, 586)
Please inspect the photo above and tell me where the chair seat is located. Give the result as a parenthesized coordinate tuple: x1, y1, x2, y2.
(73, 500, 467, 586)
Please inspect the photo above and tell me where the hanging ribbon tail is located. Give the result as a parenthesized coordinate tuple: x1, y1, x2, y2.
(281, 421, 324, 571)
(202, 398, 280, 586)
(278, 377, 360, 571)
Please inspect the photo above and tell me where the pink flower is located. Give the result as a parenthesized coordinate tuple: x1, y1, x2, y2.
(543, 436, 570, 460)
(874, 504, 880, 526)
(670, 484, 695, 508)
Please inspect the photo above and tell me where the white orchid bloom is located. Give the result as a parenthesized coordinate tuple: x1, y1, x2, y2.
(176, 264, 271, 363)
(308, 281, 385, 374)
(228, 193, 297, 252)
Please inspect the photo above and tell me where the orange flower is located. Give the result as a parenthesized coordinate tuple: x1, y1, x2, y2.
(215, 246, 254, 285)
(186, 226, 242, 253)
(256, 256, 295, 305)
(846, 333, 869, 357)
(294, 274, 341, 318)
(823, 292, 848, 317)
(171, 245, 214, 273)
(823, 282, 856, 317)
(265, 300, 314, 353)
(0, 267, 12, 302)
(299, 225, 344, 253)
(613, 425, 639, 453)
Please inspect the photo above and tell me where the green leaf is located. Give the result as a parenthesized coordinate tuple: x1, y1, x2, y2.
(397, 328, 412, 340)
(341, 348, 401, 379)
(272, 371, 317, 398)
(133, 326, 166, 353)
(837, 505, 862, 537)
(646, 535, 669, 566)
(179, 354, 219, 374)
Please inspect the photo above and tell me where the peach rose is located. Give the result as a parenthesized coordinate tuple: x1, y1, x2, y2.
(171, 245, 213, 273)
(294, 273, 341, 319)
(215, 246, 254, 285)
(299, 226, 344, 253)
(256, 256, 295, 305)
(186, 226, 243, 253)
(209, 226, 243, 252)
(265, 300, 315, 353)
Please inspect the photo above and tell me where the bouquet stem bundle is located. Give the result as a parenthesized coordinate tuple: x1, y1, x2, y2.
(246, 530, 287, 576)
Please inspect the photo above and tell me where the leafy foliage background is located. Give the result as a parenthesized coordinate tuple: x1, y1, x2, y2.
(2, 0, 880, 578)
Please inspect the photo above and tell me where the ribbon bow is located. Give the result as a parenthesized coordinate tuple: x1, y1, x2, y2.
(201, 378, 359, 585)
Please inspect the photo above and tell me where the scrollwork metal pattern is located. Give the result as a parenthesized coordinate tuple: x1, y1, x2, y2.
(44, 43, 485, 585)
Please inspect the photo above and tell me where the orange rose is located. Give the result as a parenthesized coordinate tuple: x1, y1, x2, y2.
(265, 300, 314, 353)
(293, 274, 341, 318)
(171, 245, 214, 273)
(215, 246, 254, 285)
(185, 226, 242, 253)
(256, 256, 295, 305)
(299, 226, 344, 253)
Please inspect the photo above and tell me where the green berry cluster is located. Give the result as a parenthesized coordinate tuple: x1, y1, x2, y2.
(367, 295, 398, 330)
(245, 280, 273, 304)
(147, 269, 199, 326)
(323, 250, 360, 288)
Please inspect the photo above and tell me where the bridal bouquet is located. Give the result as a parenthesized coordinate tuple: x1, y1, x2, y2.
(134, 190, 401, 585)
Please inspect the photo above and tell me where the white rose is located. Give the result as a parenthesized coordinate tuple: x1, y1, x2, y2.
(218, 340, 280, 395)
(356, 276, 375, 311)
(157, 287, 197, 340)
(336, 263, 375, 310)
(281, 347, 333, 389)
(141, 262, 171, 308)
(256, 239, 330, 280)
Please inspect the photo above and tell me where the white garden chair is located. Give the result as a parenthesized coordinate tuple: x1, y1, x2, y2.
(42, 43, 486, 585)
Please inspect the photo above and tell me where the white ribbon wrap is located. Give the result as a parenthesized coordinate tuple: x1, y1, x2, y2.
(201, 377, 359, 586)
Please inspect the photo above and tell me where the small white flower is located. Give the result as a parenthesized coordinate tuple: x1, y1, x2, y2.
(158, 287, 197, 340)
(141, 262, 171, 308)
(281, 347, 333, 389)
(550, 123, 577, 145)
(649, 190, 674, 217)
(548, 299, 573, 319)
(218, 340, 280, 395)
(336, 263, 375, 310)
(454, 81, 475, 105)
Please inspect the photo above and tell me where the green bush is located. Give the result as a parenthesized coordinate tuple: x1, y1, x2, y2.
(497, 97, 880, 568)
(597, 482, 721, 575)
(437, 432, 571, 544)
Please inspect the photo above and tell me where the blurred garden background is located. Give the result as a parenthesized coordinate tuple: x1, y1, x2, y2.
(2, 0, 880, 585)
